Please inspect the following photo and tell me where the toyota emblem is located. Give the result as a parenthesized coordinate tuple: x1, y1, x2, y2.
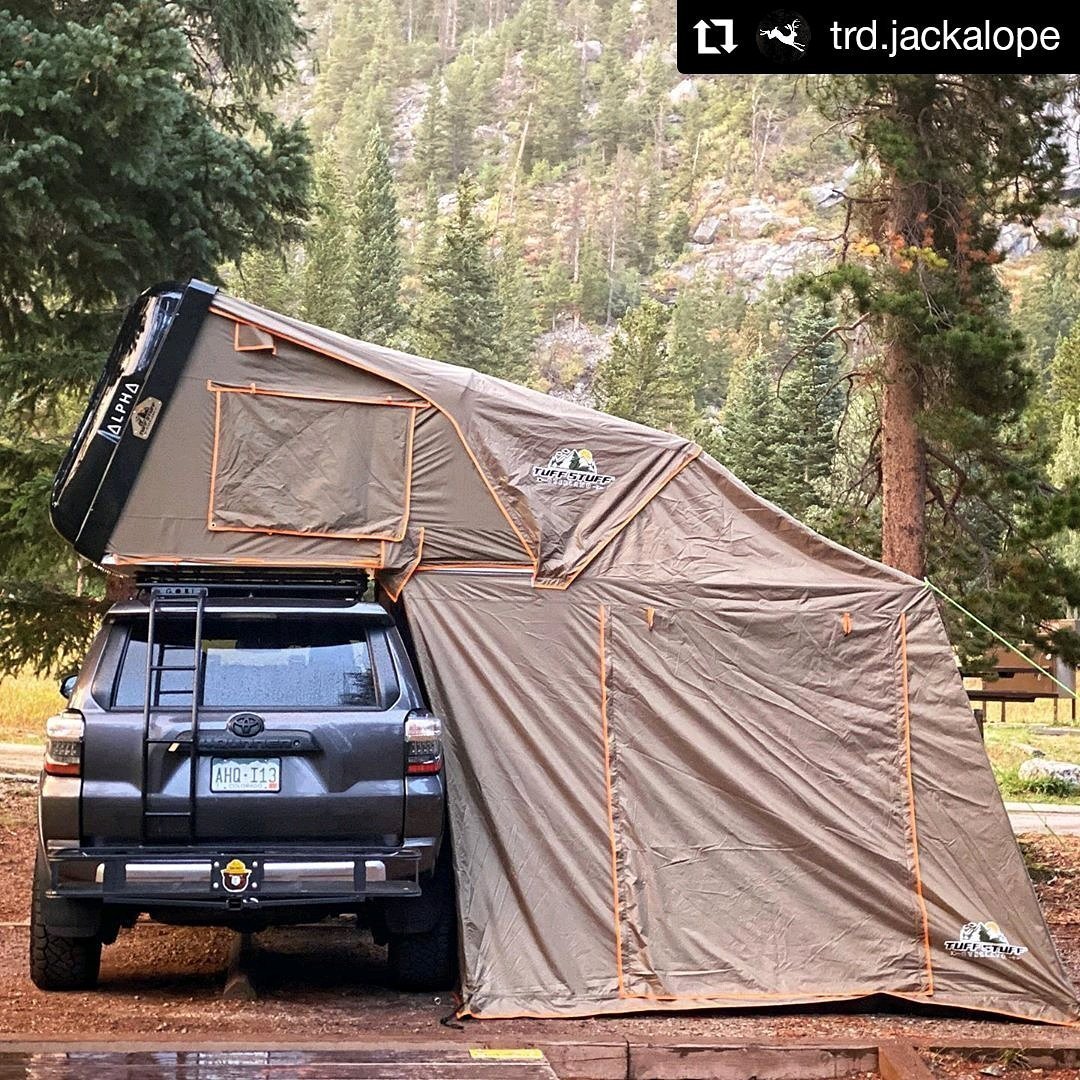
(227, 713, 264, 738)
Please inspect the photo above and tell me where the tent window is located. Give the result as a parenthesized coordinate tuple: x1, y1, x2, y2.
(233, 322, 276, 353)
(208, 385, 416, 541)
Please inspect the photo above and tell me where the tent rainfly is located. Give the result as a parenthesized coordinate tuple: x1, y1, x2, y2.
(52, 280, 1080, 1025)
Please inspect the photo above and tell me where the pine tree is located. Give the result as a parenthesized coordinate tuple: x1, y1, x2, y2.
(412, 179, 443, 280)
(593, 300, 697, 435)
(415, 175, 504, 374)
(538, 256, 574, 330)
(627, 150, 663, 274)
(770, 299, 844, 519)
(592, 0, 634, 155)
(494, 233, 539, 384)
(1015, 247, 1080, 375)
(349, 127, 406, 346)
(311, 0, 400, 142)
(1051, 411, 1080, 572)
(235, 247, 299, 315)
(413, 80, 451, 186)
(717, 351, 783, 499)
(575, 238, 612, 325)
(662, 207, 691, 263)
(668, 275, 745, 412)
(311, 3, 365, 137)
(337, 86, 392, 176)
(0, 0, 310, 671)
(1050, 322, 1080, 420)
(522, 35, 584, 172)
(413, 54, 484, 187)
(301, 147, 353, 332)
(812, 75, 1080, 664)
(443, 54, 483, 178)
(638, 43, 669, 150)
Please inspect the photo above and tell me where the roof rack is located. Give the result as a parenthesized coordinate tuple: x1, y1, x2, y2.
(132, 566, 370, 602)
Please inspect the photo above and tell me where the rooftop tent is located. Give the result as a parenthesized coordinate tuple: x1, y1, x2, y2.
(53, 279, 1079, 1024)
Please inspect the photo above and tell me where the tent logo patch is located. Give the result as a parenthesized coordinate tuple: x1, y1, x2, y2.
(945, 921, 1027, 960)
(532, 447, 615, 490)
(130, 397, 162, 440)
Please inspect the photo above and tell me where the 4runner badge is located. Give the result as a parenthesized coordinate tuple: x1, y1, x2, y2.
(945, 921, 1028, 960)
(221, 859, 253, 894)
(531, 447, 615, 490)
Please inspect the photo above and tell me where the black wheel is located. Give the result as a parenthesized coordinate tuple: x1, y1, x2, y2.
(387, 858, 458, 992)
(29, 851, 102, 991)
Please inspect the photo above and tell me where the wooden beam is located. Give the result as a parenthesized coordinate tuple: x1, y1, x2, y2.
(879, 1041, 935, 1080)
(541, 1041, 626, 1080)
(628, 1042, 878, 1079)
(221, 931, 258, 1001)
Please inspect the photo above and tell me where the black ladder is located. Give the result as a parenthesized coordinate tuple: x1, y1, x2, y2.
(141, 586, 207, 842)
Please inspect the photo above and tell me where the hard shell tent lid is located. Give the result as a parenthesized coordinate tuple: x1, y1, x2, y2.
(52, 279, 1080, 1024)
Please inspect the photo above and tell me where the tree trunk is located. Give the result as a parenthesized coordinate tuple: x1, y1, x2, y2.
(881, 334, 926, 577)
(877, 81, 930, 580)
(876, 136, 928, 583)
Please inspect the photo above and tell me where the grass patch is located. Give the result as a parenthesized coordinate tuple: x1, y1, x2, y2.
(985, 724, 1080, 804)
(0, 674, 64, 745)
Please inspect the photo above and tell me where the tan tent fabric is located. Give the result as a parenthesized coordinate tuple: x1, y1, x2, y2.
(68, 286, 1079, 1024)
(404, 570, 1078, 1023)
(209, 386, 418, 540)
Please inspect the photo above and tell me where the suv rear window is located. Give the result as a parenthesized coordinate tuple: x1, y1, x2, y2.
(114, 617, 379, 709)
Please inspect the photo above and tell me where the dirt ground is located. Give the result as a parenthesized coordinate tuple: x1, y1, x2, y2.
(4, 778, 1080, 1046)
(927, 1052, 1080, 1078)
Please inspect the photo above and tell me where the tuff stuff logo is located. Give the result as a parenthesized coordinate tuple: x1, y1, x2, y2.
(531, 448, 615, 490)
(130, 396, 162, 440)
(945, 921, 1027, 960)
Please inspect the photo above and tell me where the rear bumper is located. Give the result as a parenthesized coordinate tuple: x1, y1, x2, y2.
(45, 845, 423, 909)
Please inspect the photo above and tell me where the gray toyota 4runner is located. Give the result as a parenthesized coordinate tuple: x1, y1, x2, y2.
(32, 582, 455, 992)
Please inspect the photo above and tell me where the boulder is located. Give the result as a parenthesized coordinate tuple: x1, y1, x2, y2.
(1018, 758, 1080, 790)
(692, 215, 722, 245)
(574, 39, 602, 63)
(1015, 743, 1046, 759)
(997, 223, 1038, 260)
(696, 178, 728, 209)
(806, 182, 844, 208)
(728, 200, 780, 239)
(669, 78, 699, 107)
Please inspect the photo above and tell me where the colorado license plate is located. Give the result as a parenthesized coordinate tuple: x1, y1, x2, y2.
(210, 758, 281, 792)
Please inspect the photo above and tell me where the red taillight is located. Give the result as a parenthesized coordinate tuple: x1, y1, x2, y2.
(405, 711, 442, 775)
(44, 710, 84, 777)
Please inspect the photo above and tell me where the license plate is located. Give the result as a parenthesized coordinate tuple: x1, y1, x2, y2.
(210, 758, 281, 793)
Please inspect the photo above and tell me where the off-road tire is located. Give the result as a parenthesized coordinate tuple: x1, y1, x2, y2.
(387, 861, 458, 992)
(30, 851, 102, 991)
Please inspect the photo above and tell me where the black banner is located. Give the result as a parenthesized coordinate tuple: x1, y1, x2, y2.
(676, 4, 1071, 74)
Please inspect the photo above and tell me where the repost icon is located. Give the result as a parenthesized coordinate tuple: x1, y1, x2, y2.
(693, 17, 737, 54)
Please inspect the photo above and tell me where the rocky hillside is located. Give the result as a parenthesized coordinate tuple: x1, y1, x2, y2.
(260, 1, 1079, 403)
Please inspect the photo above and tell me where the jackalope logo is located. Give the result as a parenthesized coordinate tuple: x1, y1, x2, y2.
(532, 447, 616, 490)
(757, 9, 809, 60)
